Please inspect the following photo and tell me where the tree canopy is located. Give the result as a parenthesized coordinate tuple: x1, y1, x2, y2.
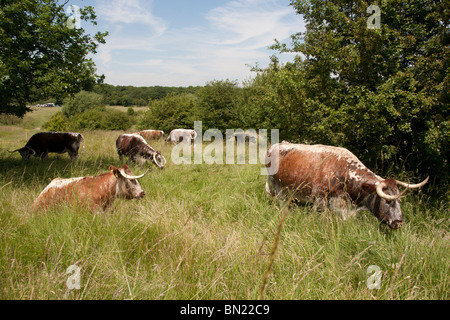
(250, 0, 449, 184)
(0, 0, 108, 117)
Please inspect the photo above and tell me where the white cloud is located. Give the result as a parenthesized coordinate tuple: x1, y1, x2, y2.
(206, 0, 297, 47)
(93, 0, 304, 87)
(97, 0, 167, 36)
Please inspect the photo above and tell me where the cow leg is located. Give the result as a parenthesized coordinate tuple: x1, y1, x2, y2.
(328, 196, 357, 221)
(70, 152, 79, 161)
(117, 151, 124, 163)
(265, 176, 277, 197)
(266, 176, 291, 207)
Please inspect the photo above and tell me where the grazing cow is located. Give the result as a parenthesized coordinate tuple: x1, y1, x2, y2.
(32, 164, 147, 212)
(8, 131, 85, 160)
(165, 129, 197, 144)
(137, 130, 165, 141)
(116, 134, 166, 168)
(265, 142, 429, 229)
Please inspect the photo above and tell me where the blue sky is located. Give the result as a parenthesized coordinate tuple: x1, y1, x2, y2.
(67, 0, 304, 87)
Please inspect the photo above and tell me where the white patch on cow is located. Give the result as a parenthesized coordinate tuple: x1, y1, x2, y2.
(278, 143, 361, 163)
(48, 177, 85, 189)
(348, 169, 363, 182)
(123, 133, 152, 148)
(276, 142, 383, 181)
(36, 177, 85, 198)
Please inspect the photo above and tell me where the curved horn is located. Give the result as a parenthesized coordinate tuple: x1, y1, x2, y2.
(153, 152, 165, 168)
(27, 147, 36, 155)
(118, 168, 149, 180)
(8, 148, 21, 153)
(376, 181, 409, 201)
(395, 176, 429, 189)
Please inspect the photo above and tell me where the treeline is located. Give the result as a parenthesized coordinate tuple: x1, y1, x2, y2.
(92, 83, 202, 106)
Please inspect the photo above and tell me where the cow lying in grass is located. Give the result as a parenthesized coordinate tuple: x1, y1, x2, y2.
(33, 164, 147, 212)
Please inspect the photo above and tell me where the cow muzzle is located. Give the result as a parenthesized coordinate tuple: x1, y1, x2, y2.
(136, 191, 145, 200)
(388, 219, 403, 229)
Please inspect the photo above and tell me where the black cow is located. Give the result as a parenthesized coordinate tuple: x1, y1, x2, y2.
(9, 132, 85, 160)
(116, 134, 166, 169)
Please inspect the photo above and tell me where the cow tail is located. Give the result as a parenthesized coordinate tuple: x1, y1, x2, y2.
(80, 134, 85, 155)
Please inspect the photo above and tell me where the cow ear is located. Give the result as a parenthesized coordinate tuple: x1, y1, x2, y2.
(121, 164, 129, 170)
(361, 182, 376, 194)
(109, 166, 120, 178)
(113, 168, 121, 178)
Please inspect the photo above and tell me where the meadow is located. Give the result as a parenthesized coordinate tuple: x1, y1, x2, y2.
(0, 107, 448, 300)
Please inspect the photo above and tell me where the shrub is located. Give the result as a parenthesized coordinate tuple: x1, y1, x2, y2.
(62, 91, 105, 117)
(43, 112, 68, 131)
(69, 108, 132, 131)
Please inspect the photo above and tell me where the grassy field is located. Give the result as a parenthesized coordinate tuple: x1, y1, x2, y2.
(0, 108, 448, 300)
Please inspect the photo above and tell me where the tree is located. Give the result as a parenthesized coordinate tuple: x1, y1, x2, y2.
(196, 80, 242, 132)
(138, 93, 199, 133)
(265, 0, 449, 184)
(0, 0, 108, 117)
(62, 90, 104, 117)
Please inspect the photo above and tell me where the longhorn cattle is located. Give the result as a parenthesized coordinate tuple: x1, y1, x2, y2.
(32, 164, 147, 212)
(9, 131, 85, 160)
(265, 142, 429, 229)
(137, 130, 165, 141)
(116, 134, 166, 168)
(165, 129, 197, 144)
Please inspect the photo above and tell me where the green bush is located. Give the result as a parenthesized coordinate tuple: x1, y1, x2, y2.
(138, 93, 199, 132)
(43, 112, 68, 132)
(101, 110, 132, 130)
(62, 91, 105, 117)
(69, 108, 132, 131)
(69, 108, 105, 130)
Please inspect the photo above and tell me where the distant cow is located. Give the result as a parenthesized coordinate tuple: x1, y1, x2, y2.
(116, 134, 166, 168)
(165, 129, 197, 144)
(265, 142, 429, 229)
(137, 130, 165, 141)
(32, 164, 147, 212)
(9, 131, 85, 160)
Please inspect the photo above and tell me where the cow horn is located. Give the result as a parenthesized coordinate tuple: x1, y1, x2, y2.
(395, 176, 429, 189)
(119, 168, 149, 180)
(153, 153, 165, 168)
(8, 148, 20, 153)
(27, 147, 36, 155)
(376, 181, 409, 201)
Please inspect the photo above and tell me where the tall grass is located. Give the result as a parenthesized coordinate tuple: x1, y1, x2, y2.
(0, 126, 448, 300)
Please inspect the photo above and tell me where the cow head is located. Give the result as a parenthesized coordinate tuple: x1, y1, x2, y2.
(110, 164, 147, 200)
(151, 151, 166, 169)
(8, 147, 36, 160)
(362, 177, 429, 229)
(140, 149, 166, 169)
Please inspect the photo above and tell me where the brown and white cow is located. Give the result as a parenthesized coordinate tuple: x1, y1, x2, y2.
(116, 134, 166, 168)
(137, 130, 165, 141)
(9, 131, 85, 160)
(165, 129, 197, 144)
(265, 142, 429, 229)
(32, 164, 147, 212)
